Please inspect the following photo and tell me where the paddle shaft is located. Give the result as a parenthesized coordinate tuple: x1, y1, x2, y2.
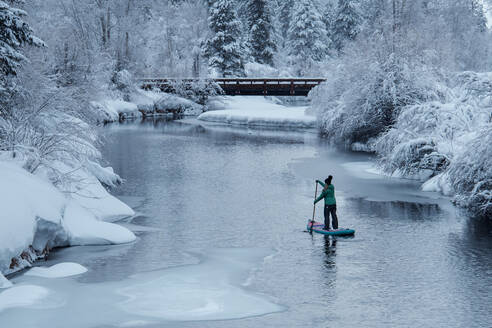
(311, 181, 318, 232)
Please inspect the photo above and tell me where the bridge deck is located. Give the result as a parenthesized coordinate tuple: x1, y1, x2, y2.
(140, 78, 326, 96)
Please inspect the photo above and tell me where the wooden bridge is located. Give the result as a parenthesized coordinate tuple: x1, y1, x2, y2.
(140, 78, 326, 96)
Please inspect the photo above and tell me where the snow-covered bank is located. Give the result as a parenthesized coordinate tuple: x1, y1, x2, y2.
(197, 96, 315, 128)
(92, 89, 205, 123)
(312, 71, 492, 217)
(0, 160, 135, 279)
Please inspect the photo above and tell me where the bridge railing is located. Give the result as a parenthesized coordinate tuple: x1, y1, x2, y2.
(139, 78, 326, 96)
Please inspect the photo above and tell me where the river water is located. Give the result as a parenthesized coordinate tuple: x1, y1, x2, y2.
(5, 118, 492, 327)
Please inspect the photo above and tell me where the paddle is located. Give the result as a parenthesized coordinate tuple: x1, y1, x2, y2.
(310, 181, 318, 233)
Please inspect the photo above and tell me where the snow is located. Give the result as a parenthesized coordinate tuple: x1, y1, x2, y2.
(198, 96, 315, 128)
(98, 99, 141, 120)
(0, 161, 64, 273)
(0, 285, 50, 312)
(65, 164, 135, 222)
(0, 159, 135, 279)
(244, 62, 279, 77)
(422, 173, 453, 196)
(25, 263, 88, 278)
(63, 201, 136, 246)
(154, 93, 203, 115)
(92, 89, 205, 122)
(0, 273, 12, 289)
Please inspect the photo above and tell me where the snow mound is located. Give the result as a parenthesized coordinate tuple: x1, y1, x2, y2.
(0, 159, 135, 277)
(198, 96, 315, 128)
(0, 161, 64, 273)
(51, 161, 135, 222)
(25, 263, 88, 278)
(64, 201, 136, 246)
(0, 285, 50, 312)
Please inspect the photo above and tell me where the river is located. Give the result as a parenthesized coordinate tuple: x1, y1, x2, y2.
(5, 117, 492, 327)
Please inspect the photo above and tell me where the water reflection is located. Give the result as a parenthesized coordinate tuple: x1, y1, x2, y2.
(323, 236, 336, 269)
(348, 197, 442, 221)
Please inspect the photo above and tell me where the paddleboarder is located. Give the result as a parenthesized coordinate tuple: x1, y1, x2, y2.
(314, 176, 338, 230)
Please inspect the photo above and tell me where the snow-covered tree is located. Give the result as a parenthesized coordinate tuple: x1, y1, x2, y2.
(331, 0, 361, 52)
(287, 0, 329, 75)
(246, 0, 276, 66)
(322, 0, 337, 45)
(0, 1, 43, 77)
(278, 0, 294, 47)
(204, 0, 244, 77)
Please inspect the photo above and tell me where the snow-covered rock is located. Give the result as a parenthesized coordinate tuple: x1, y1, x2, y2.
(25, 263, 88, 278)
(198, 96, 315, 128)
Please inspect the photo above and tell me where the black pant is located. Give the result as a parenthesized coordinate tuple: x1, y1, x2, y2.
(324, 205, 338, 230)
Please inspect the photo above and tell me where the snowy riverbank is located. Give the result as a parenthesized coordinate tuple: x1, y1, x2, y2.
(312, 71, 492, 217)
(0, 157, 135, 285)
(197, 96, 315, 128)
(92, 88, 205, 123)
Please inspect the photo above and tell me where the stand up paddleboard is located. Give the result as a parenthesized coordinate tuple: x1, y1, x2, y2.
(307, 220, 355, 236)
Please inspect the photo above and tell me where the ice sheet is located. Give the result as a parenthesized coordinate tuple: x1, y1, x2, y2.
(0, 285, 50, 312)
(341, 161, 384, 179)
(2, 248, 283, 327)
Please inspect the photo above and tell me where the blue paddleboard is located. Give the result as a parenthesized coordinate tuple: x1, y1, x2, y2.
(307, 220, 355, 236)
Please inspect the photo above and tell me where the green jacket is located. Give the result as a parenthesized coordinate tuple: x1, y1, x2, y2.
(314, 181, 336, 206)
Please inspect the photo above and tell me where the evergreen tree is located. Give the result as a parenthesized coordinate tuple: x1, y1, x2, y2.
(204, 0, 244, 77)
(0, 1, 43, 77)
(287, 0, 328, 75)
(246, 0, 276, 66)
(322, 0, 337, 49)
(332, 0, 361, 52)
(279, 0, 294, 47)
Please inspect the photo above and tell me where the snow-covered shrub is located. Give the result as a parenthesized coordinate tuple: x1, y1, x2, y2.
(244, 62, 279, 78)
(310, 49, 440, 147)
(155, 93, 203, 115)
(0, 69, 101, 177)
(448, 125, 492, 218)
(168, 79, 223, 106)
(111, 69, 134, 102)
(112, 69, 133, 91)
(377, 137, 449, 179)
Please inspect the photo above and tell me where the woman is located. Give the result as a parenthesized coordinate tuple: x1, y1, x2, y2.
(314, 175, 338, 230)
